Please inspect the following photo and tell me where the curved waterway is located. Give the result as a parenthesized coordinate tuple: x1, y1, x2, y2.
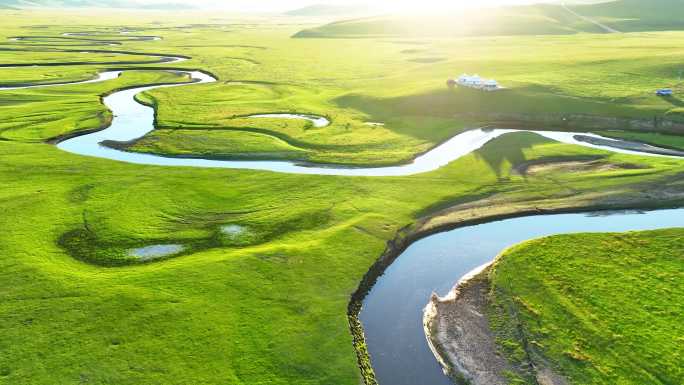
(248, 113, 330, 128)
(361, 208, 684, 385)
(9, 31, 162, 47)
(24, 70, 684, 175)
(0, 70, 123, 91)
(55, 73, 682, 175)
(53, 68, 683, 176)
(3, 35, 681, 175)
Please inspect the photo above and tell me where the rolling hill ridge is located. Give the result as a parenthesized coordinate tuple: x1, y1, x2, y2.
(294, 0, 684, 38)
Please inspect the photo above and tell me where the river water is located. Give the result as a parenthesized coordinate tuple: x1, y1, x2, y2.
(360, 208, 684, 385)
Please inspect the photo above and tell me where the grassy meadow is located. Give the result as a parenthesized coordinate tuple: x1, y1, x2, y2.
(123, 31, 684, 165)
(2, 113, 683, 385)
(0, 6, 683, 385)
(573, 0, 684, 32)
(4, 10, 684, 164)
(488, 229, 684, 384)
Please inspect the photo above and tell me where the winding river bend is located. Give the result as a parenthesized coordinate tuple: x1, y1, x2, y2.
(2, 36, 681, 175)
(3, 33, 684, 385)
(362, 208, 684, 385)
(49, 69, 684, 175)
(6, 68, 682, 175)
(57, 76, 684, 175)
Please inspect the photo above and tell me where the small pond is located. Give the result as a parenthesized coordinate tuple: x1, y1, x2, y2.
(129, 244, 184, 261)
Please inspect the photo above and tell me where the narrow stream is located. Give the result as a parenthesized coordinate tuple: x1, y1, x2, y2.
(247, 113, 330, 128)
(0, 70, 123, 90)
(360, 208, 684, 385)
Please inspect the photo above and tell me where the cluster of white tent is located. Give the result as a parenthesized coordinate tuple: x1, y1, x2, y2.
(456, 74, 500, 91)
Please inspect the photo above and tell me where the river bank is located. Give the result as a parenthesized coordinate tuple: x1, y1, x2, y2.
(423, 267, 517, 385)
(424, 266, 569, 385)
(349, 173, 684, 385)
(463, 112, 684, 135)
(424, 225, 684, 385)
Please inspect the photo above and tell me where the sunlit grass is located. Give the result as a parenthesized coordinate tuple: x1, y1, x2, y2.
(0, 8, 683, 385)
(490, 229, 684, 384)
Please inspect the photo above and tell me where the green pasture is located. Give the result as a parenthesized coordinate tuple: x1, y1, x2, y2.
(489, 229, 684, 384)
(0, 7, 683, 385)
(3, 14, 684, 164)
(2, 123, 683, 384)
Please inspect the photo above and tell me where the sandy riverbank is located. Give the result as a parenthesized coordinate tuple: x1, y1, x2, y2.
(424, 266, 569, 385)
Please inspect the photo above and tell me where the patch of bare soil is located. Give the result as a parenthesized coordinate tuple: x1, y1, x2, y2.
(424, 271, 513, 385)
(513, 157, 645, 177)
(424, 269, 570, 385)
(537, 367, 570, 385)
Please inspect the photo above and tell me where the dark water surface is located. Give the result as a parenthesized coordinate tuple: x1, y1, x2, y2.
(361, 208, 684, 385)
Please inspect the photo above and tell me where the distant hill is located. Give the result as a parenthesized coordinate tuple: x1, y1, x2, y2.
(0, 0, 196, 9)
(294, 0, 684, 38)
(293, 4, 603, 38)
(571, 0, 684, 32)
(285, 4, 376, 17)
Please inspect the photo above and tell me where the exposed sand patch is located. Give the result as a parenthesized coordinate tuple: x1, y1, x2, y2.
(424, 268, 513, 385)
(513, 157, 644, 176)
(425, 267, 570, 385)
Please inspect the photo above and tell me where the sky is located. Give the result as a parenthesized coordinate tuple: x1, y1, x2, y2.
(152, 0, 555, 13)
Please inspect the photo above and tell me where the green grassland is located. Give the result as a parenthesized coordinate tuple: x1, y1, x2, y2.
(488, 229, 684, 384)
(0, 49, 169, 66)
(2, 117, 683, 385)
(0, 70, 190, 141)
(0, 6, 684, 385)
(4, 11, 684, 164)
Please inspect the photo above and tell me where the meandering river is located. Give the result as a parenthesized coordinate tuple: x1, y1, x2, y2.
(50, 68, 683, 175)
(56, 73, 682, 175)
(3, 33, 684, 385)
(2, 37, 680, 175)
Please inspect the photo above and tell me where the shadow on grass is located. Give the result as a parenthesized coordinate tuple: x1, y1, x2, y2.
(334, 85, 575, 142)
(474, 132, 552, 179)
